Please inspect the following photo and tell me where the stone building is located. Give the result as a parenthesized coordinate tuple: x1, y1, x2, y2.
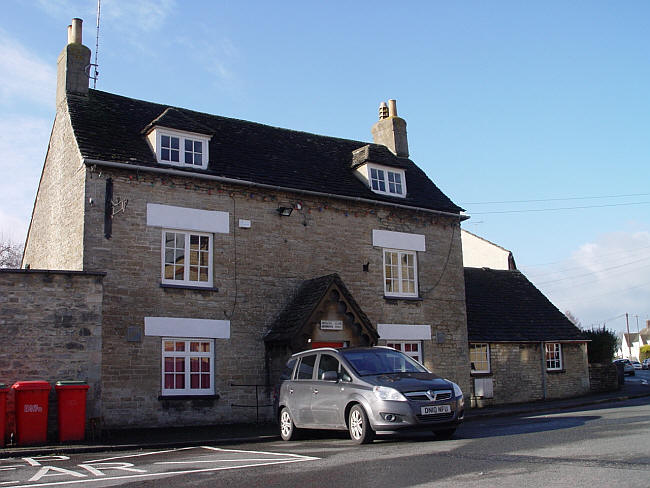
(0, 18, 593, 436)
(464, 268, 589, 406)
(13, 19, 469, 430)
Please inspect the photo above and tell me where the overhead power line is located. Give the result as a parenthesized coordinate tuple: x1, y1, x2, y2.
(469, 200, 650, 215)
(461, 192, 650, 205)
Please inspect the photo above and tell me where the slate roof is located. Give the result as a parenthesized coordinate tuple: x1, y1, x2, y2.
(264, 273, 377, 344)
(464, 268, 586, 342)
(67, 90, 462, 214)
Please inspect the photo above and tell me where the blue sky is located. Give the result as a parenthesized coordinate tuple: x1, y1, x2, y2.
(1, 1, 648, 337)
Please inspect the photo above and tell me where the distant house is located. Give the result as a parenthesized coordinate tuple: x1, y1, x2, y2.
(464, 267, 589, 406)
(617, 322, 650, 360)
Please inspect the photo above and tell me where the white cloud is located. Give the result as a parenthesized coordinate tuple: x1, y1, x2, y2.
(0, 116, 52, 243)
(36, 0, 176, 51)
(102, 0, 176, 33)
(0, 30, 56, 108)
(526, 230, 650, 331)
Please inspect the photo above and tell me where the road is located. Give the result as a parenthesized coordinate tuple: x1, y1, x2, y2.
(1, 384, 648, 487)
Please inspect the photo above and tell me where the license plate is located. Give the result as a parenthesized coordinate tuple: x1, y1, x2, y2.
(421, 405, 451, 415)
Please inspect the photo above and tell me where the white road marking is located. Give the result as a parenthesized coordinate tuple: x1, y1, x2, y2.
(84, 446, 195, 463)
(155, 458, 304, 464)
(200, 446, 319, 459)
(0, 457, 318, 488)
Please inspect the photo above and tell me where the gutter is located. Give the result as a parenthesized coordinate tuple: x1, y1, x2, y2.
(83, 158, 468, 221)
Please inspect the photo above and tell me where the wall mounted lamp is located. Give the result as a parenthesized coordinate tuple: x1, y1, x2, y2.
(277, 206, 293, 216)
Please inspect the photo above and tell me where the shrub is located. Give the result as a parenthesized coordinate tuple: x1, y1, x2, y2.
(584, 327, 618, 363)
(640, 345, 650, 362)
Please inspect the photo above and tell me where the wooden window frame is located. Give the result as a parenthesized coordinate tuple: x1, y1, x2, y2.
(162, 230, 213, 288)
(383, 248, 418, 298)
(161, 338, 214, 396)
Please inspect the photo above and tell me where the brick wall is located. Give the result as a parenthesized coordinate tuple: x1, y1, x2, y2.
(0, 270, 104, 442)
(80, 167, 469, 428)
(23, 102, 86, 271)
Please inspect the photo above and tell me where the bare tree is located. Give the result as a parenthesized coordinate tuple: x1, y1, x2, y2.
(564, 310, 582, 329)
(0, 237, 23, 268)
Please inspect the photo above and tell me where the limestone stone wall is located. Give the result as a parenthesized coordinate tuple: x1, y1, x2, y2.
(23, 102, 86, 271)
(588, 362, 619, 393)
(472, 342, 590, 406)
(80, 167, 469, 428)
(0, 270, 103, 442)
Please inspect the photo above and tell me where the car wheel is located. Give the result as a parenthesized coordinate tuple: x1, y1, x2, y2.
(434, 428, 456, 440)
(279, 407, 300, 441)
(348, 404, 374, 444)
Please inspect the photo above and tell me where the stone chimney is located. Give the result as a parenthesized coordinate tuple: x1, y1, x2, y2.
(371, 99, 409, 157)
(56, 18, 91, 107)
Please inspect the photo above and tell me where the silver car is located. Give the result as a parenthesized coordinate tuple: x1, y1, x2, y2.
(276, 346, 464, 444)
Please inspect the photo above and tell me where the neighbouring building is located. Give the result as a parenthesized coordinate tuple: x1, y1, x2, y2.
(461, 229, 517, 270)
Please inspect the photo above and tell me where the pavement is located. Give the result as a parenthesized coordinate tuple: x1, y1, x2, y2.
(1, 380, 648, 459)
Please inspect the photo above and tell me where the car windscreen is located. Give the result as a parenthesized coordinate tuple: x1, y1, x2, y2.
(341, 349, 428, 376)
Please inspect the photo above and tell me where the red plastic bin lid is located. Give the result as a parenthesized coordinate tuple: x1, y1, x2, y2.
(12, 381, 52, 391)
(55, 381, 89, 390)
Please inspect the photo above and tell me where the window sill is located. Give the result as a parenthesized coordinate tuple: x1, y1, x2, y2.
(160, 283, 219, 292)
(158, 394, 220, 401)
(383, 295, 423, 302)
(546, 369, 565, 375)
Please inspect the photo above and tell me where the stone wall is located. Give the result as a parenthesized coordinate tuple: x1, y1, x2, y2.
(471, 342, 590, 406)
(22, 102, 86, 271)
(589, 362, 619, 392)
(80, 167, 469, 428)
(0, 270, 104, 442)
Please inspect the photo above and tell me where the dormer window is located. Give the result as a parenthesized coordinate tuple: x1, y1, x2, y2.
(148, 127, 210, 170)
(367, 164, 406, 197)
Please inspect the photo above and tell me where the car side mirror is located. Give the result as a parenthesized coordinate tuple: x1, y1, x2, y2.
(322, 371, 338, 382)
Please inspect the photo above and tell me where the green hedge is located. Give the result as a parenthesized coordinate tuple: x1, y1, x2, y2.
(584, 327, 618, 363)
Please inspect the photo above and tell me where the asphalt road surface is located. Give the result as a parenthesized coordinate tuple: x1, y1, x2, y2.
(1, 393, 648, 487)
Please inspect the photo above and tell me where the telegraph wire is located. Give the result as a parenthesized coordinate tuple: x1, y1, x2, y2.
(461, 192, 650, 206)
(468, 200, 650, 215)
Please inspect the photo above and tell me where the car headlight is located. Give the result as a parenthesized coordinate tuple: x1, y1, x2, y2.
(373, 386, 407, 402)
(450, 382, 463, 398)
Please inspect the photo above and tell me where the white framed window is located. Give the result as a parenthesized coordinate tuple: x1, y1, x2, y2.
(368, 165, 406, 197)
(386, 341, 422, 363)
(383, 249, 418, 297)
(162, 338, 214, 396)
(469, 343, 490, 373)
(545, 343, 562, 371)
(153, 128, 210, 169)
(162, 230, 213, 287)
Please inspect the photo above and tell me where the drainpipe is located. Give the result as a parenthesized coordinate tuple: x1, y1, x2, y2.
(540, 342, 547, 400)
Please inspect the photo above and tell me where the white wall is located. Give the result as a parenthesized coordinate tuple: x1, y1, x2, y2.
(461, 229, 513, 270)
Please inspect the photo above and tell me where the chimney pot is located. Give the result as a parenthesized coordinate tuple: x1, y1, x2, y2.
(71, 18, 83, 44)
(378, 102, 389, 120)
(388, 99, 398, 117)
(67, 25, 73, 44)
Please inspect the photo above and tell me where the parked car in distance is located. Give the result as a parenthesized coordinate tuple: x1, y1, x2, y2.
(614, 359, 635, 376)
(642, 359, 650, 370)
(275, 346, 464, 444)
(631, 360, 642, 370)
